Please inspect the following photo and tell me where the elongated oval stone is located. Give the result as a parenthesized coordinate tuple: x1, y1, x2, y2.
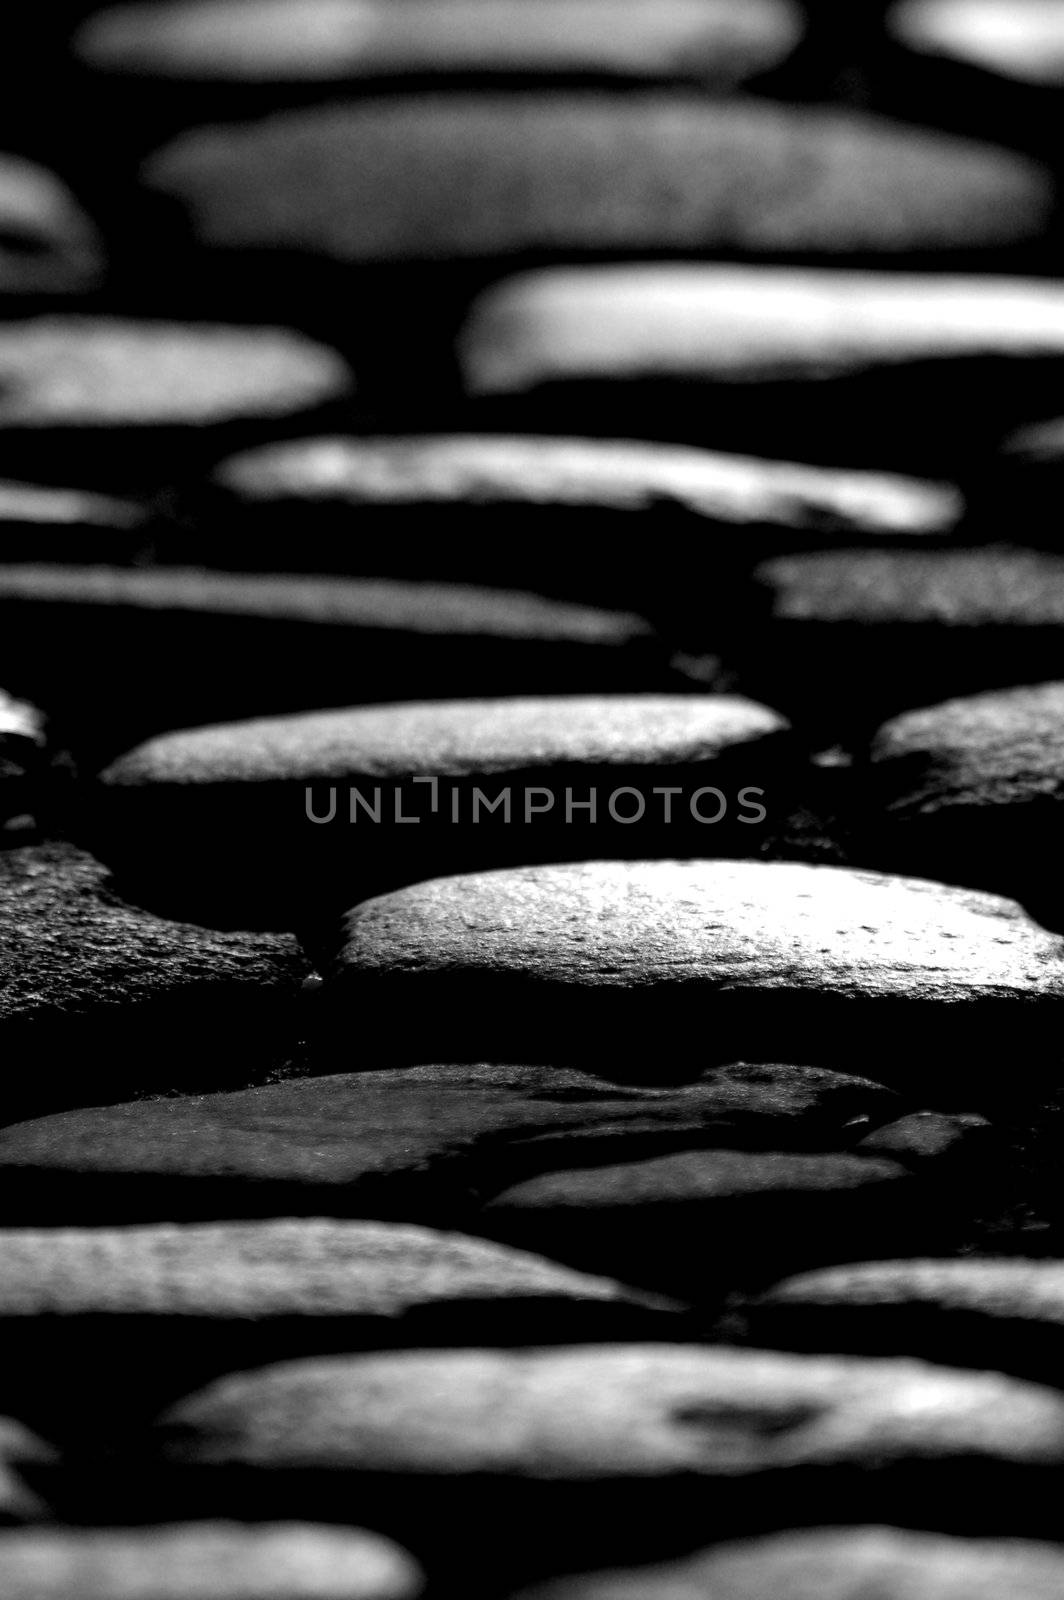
(461, 266, 1064, 395)
(0, 1524, 422, 1599)
(326, 860, 1064, 1087)
(77, 0, 803, 87)
(142, 99, 1052, 266)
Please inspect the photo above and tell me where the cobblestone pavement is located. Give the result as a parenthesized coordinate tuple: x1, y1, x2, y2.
(6, 2, 1064, 1595)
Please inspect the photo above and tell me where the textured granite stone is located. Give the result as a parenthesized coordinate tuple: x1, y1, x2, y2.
(854, 1111, 990, 1166)
(866, 683, 1064, 909)
(142, 99, 1051, 265)
(0, 1062, 899, 1224)
(0, 1523, 422, 1598)
(76, 0, 803, 86)
(0, 157, 104, 298)
(513, 1527, 1064, 1600)
(891, 0, 1064, 86)
(747, 1258, 1064, 1382)
(0, 843, 310, 1119)
(326, 860, 1064, 1086)
(745, 548, 1064, 727)
(460, 267, 1064, 395)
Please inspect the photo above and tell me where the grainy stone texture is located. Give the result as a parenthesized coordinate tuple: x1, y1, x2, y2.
(92, 694, 789, 917)
(142, 99, 1052, 266)
(211, 433, 964, 538)
(155, 1346, 1064, 1555)
(460, 267, 1064, 392)
(483, 1148, 931, 1295)
(746, 1258, 1064, 1382)
(0, 1523, 423, 1599)
(744, 548, 1064, 728)
(326, 860, 1064, 1087)
(513, 1527, 1064, 1600)
(76, 0, 804, 86)
(0, 568, 679, 766)
(854, 1111, 990, 1166)
(891, 0, 1064, 87)
(0, 843, 310, 1119)
(0, 1062, 898, 1224)
(866, 683, 1064, 915)
(0, 157, 104, 298)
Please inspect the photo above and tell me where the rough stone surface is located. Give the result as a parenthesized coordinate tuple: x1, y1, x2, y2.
(156, 1345, 1064, 1538)
(77, 0, 803, 86)
(744, 548, 1064, 727)
(0, 156, 104, 298)
(0, 1062, 897, 1224)
(891, 0, 1064, 87)
(142, 100, 1051, 266)
(866, 683, 1064, 910)
(0, 319, 351, 430)
(854, 1111, 990, 1166)
(483, 1148, 925, 1294)
(0, 843, 310, 1119)
(461, 267, 1064, 395)
(0, 1523, 423, 1598)
(0, 569, 677, 765)
(211, 434, 963, 539)
(326, 860, 1064, 1085)
(513, 1527, 1064, 1600)
(746, 1259, 1064, 1381)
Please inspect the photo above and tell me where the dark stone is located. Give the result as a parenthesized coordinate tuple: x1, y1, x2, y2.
(0, 843, 310, 1121)
(0, 1061, 898, 1224)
